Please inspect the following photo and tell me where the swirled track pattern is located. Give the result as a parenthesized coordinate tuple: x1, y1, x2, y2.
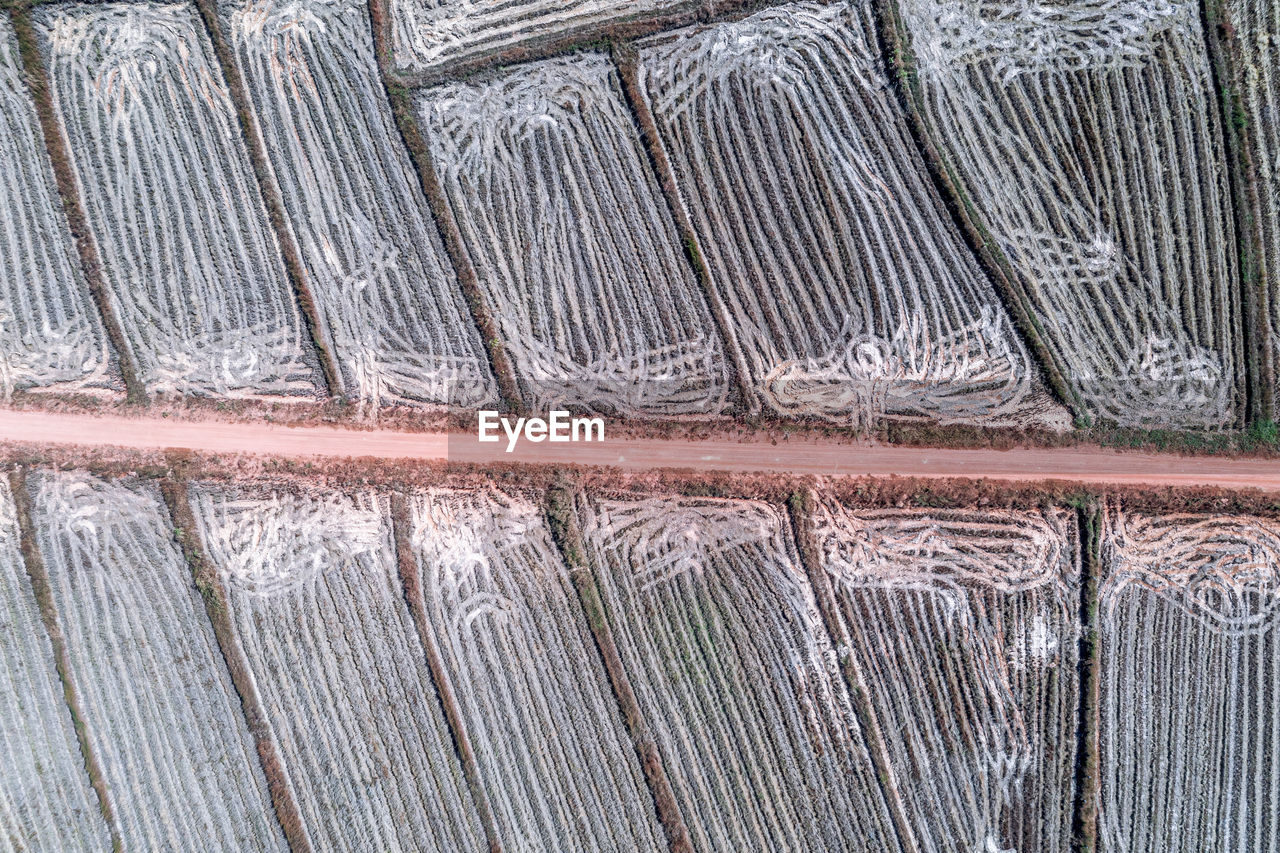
(226, 0, 497, 410)
(418, 54, 729, 416)
(0, 19, 114, 400)
(814, 503, 1080, 853)
(1100, 509, 1280, 852)
(582, 496, 903, 852)
(191, 488, 486, 853)
(409, 489, 664, 852)
(638, 2, 1066, 429)
(0, 479, 110, 852)
(29, 472, 284, 851)
(39, 3, 315, 399)
(900, 0, 1239, 427)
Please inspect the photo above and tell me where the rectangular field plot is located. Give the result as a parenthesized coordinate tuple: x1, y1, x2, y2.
(191, 489, 486, 853)
(1100, 511, 1280, 852)
(409, 490, 664, 852)
(638, 2, 1065, 429)
(899, 0, 1239, 427)
(1227, 0, 1280, 407)
(0, 479, 111, 851)
(390, 0, 689, 72)
(0, 18, 115, 399)
(28, 472, 284, 851)
(226, 0, 497, 409)
(812, 504, 1080, 853)
(39, 2, 316, 399)
(581, 497, 904, 852)
(418, 55, 729, 416)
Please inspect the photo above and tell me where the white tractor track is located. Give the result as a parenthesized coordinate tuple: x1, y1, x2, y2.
(0, 479, 111, 853)
(900, 0, 1239, 428)
(39, 2, 316, 399)
(410, 488, 665, 852)
(390, 0, 691, 72)
(638, 1, 1067, 430)
(0, 19, 115, 401)
(582, 496, 905, 852)
(1100, 509, 1280, 852)
(226, 0, 498, 411)
(190, 487, 486, 853)
(814, 503, 1080, 853)
(29, 472, 284, 851)
(418, 54, 731, 417)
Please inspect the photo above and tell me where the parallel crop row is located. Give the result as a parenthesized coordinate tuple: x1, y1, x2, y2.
(0, 479, 109, 853)
(1101, 510, 1280, 852)
(581, 497, 904, 852)
(418, 55, 729, 416)
(638, 2, 1067, 428)
(191, 489, 485, 853)
(409, 489, 664, 852)
(390, 0, 689, 72)
(813, 504, 1080, 853)
(13, 475, 1280, 851)
(899, 0, 1240, 427)
(28, 472, 284, 851)
(0, 18, 115, 400)
(225, 0, 497, 410)
(1225, 0, 1280, 405)
(38, 2, 316, 398)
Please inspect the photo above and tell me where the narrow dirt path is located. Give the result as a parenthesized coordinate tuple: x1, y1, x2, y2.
(0, 409, 1277, 490)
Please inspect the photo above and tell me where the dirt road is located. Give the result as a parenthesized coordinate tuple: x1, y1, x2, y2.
(0, 408, 1276, 490)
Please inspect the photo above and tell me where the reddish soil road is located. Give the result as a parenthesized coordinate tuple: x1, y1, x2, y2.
(0, 409, 1277, 490)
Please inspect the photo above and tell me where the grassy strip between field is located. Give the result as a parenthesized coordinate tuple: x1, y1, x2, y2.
(1071, 503, 1103, 853)
(611, 43, 759, 418)
(388, 493, 505, 853)
(365, 0, 524, 415)
(544, 479, 695, 853)
(189, 0, 342, 402)
(868, 0, 1083, 423)
(4, 3, 146, 406)
(1202, 0, 1274, 421)
(158, 479, 313, 853)
(880, 417, 1280, 457)
(6, 469, 122, 853)
(786, 488, 922, 853)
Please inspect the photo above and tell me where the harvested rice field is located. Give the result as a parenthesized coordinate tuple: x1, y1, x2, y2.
(897, 0, 1241, 427)
(190, 488, 486, 852)
(0, 18, 115, 400)
(1100, 510, 1280, 852)
(418, 54, 731, 416)
(0, 478, 110, 852)
(1224, 0, 1280, 409)
(637, 2, 1067, 429)
(408, 489, 665, 852)
(225, 0, 497, 410)
(1, 0, 1279, 841)
(389, 0, 691, 73)
(812, 503, 1081, 853)
(37, 2, 316, 399)
(580, 496, 904, 852)
(4, 469, 1280, 850)
(26, 472, 284, 851)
